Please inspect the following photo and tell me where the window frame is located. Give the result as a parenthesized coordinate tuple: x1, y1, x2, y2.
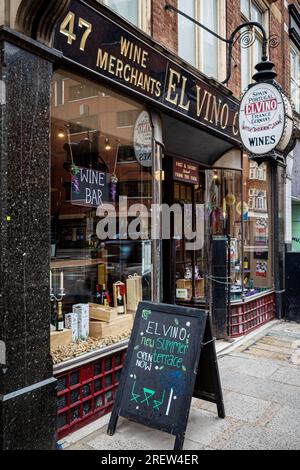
(100, 0, 151, 34)
(240, 0, 269, 91)
(178, 0, 226, 82)
(290, 44, 300, 115)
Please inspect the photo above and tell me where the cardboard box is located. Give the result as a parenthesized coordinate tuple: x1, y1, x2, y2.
(89, 303, 119, 323)
(50, 329, 73, 351)
(89, 314, 133, 339)
(73, 304, 89, 340)
(65, 313, 79, 341)
(176, 279, 204, 300)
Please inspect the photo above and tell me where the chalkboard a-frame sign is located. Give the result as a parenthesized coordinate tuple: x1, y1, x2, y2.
(108, 302, 225, 450)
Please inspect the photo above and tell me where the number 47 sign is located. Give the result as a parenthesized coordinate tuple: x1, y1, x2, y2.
(60, 11, 92, 51)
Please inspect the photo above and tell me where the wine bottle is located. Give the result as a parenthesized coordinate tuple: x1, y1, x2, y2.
(117, 286, 125, 314)
(96, 284, 102, 304)
(56, 302, 64, 331)
(243, 256, 249, 270)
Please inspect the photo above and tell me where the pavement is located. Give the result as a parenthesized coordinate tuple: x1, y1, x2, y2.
(64, 320, 300, 451)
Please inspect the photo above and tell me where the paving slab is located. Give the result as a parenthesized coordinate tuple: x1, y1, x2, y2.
(185, 408, 241, 447)
(270, 366, 300, 387)
(218, 423, 300, 450)
(265, 405, 300, 435)
(218, 354, 280, 379)
(220, 369, 300, 409)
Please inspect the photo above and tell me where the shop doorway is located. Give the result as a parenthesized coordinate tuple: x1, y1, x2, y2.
(162, 156, 207, 306)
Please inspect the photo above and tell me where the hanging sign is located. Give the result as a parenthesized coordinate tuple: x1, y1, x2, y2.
(239, 83, 293, 155)
(107, 301, 225, 450)
(133, 111, 152, 168)
(71, 166, 108, 208)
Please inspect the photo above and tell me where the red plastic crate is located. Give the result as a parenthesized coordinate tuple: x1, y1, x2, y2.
(56, 349, 126, 439)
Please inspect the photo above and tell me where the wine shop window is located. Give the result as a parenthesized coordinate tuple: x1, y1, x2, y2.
(50, 70, 153, 364)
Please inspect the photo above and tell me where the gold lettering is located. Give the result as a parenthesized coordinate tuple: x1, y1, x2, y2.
(233, 111, 239, 136)
(108, 55, 116, 74)
(120, 36, 131, 57)
(133, 46, 141, 65)
(179, 76, 190, 111)
(137, 71, 145, 89)
(115, 59, 124, 78)
(210, 96, 222, 126)
(131, 67, 139, 86)
(166, 68, 181, 106)
(141, 50, 148, 69)
(204, 92, 213, 121)
(78, 18, 92, 52)
(196, 86, 210, 117)
(220, 104, 229, 129)
(155, 81, 162, 97)
(123, 64, 131, 82)
(144, 74, 151, 93)
(96, 48, 108, 70)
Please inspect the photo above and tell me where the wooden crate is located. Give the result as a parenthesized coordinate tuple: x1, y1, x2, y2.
(50, 329, 73, 351)
(89, 303, 119, 323)
(89, 314, 133, 339)
(176, 279, 204, 300)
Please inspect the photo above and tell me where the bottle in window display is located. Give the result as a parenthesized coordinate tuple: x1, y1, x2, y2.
(243, 256, 249, 270)
(56, 302, 64, 331)
(117, 286, 125, 314)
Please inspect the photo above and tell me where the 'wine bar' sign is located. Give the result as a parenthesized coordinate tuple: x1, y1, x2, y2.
(108, 302, 225, 450)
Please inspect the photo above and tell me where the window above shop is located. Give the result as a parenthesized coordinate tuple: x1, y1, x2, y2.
(290, 45, 300, 115)
(98, 0, 151, 34)
(249, 161, 267, 181)
(240, 0, 269, 92)
(177, 0, 226, 81)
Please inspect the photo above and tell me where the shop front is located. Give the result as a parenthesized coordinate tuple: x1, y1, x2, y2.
(0, 0, 284, 449)
(45, 1, 279, 438)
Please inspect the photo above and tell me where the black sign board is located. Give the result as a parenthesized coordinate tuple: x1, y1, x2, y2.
(71, 166, 108, 208)
(108, 302, 225, 450)
(53, 0, 240, 145)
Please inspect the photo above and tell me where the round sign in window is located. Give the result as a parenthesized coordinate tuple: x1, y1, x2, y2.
(239, 83, 285, 155)
(133, 111, 152, 168)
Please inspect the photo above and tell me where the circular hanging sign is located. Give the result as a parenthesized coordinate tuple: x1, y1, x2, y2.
(133, 111, 152, 167)
(239, 83, 286, 155)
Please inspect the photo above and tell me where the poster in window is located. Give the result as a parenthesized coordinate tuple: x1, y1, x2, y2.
(256, 261, 268, 277)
